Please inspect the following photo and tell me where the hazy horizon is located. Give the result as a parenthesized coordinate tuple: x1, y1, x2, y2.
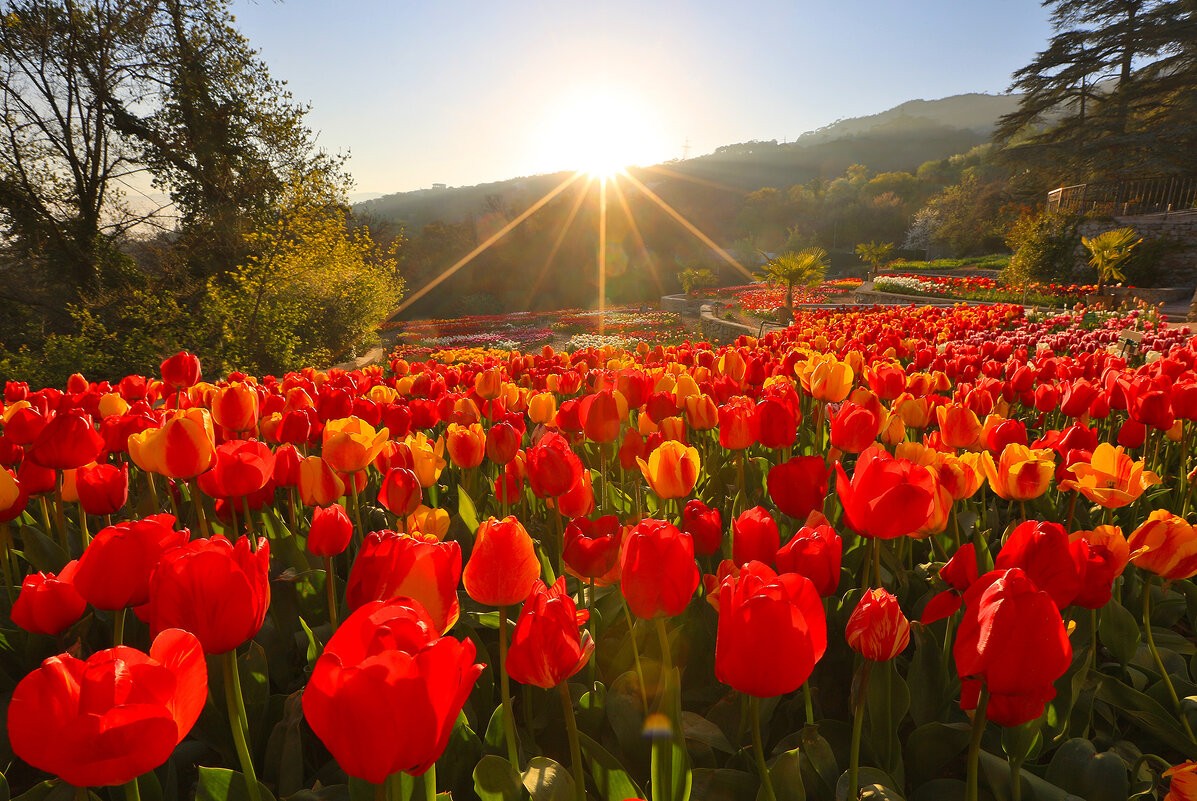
(230, 0, 1053, 195)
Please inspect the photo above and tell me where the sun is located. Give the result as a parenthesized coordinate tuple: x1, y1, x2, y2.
(537, 86, 671, 179)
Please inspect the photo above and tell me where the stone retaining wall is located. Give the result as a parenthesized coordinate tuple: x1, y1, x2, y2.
(1079, 215, 1197, 287)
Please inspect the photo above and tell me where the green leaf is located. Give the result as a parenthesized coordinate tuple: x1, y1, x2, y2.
(759, 748, 804, 801)
(16, 525, 68, 572)
(522, 756, 576, 801)
(836, 768, 900, 801)
(1045, 738, 1130, 801)
(474, 755, 529, 801)
(1099, 601, 1141, 665)
(904, 723, 971, 789)
(458, 484, 480, 535)
(797, 724, 839, 796)
(578, 731, 645, 801)
(196, 767, 277, 801)
(688, 769, 757, 801)
(682, 711, 735, 754)
(1001, 717, 1044, 764)
(1096, 675, 1197, 758)
(298, 616, 323, 667)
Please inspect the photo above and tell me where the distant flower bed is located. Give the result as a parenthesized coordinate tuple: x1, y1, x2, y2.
(874, 272, 1094, 306)
(391, 305, 685, 361)
(732, 279, 862, 315)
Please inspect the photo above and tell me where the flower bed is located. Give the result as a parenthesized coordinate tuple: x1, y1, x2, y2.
(2, 304, 1197, 801)
(874, 272, 1096, 306)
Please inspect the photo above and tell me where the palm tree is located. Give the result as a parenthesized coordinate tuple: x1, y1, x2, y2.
(854, 241, 894, 282)
(759, 247, 829, 310)
(1082, 227, 1141, 293)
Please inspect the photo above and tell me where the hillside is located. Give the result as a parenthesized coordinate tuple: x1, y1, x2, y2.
(357, 92, 1020, 227)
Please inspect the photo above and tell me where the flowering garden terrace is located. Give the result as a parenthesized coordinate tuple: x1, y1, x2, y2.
(5, 302, 1197, 801)
(872, 273, 1095, 308)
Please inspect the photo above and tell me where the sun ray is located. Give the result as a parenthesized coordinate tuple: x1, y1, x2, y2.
(523, 174, 594, 309)
(389, 171, 585, 319)
(619, 171, 756, 281)
(609, 174, 663, 296)
(598, 175, 608, 334)
(640, 164, 748, 196)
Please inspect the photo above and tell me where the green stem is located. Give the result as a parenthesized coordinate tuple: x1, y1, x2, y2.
(803, 682, 815, 725)
(77, 503, 90, 547)
(749, 695, 777, 801)
(189, 479, 210, 539)
(498, 606, 521, 769)
(351, 478, 366, 543)
(872, 537, 882, 589)
(75, 786, 88, 801)
(1142, 575, 1197, 742)
(145, 469, 159, 511)
(222, 650, 262, 801)
(559, 682, 586, 801)
(964, 685, 990, 801)
(654, 616, 673, 681)
(423, 763, 436, 801)
(124, 777, 141, 801)
(113, 607, 126, 647)
(622, 598, 649, 710)
(374, 780, 386, 801)
(242, 495, 256, 540)
(847, 661, 872, 801)
(53, 471, 67, 545)
(325, 555, 339, 629)
(1011, 754, 1024, 801)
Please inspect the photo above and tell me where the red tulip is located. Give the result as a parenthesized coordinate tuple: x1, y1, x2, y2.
(505, 577, 594, 688)
(12, 560, 86, 635)
(209, 439, 275, 499)
(682, 499, 723, 557)
(620, 518, 700, 619)
(485, 421, 521, 465)
(835, 445, 937, 540)
(27, 409, 104, 470)
(7, 628, 207, 787)
(563, 515, 624, 585)
(718, 396, 759, 450)
(829, 401, 881, 454)
(149, 535, 271, 654)
(755, 397, 796, 449)
(767, 456, 830, 520)
(309, 503, 354, 557)
(732, 506, 780, 567)
(580, 389, 622, 444)
(994, 520, 1086, 609)
(74, 514, 190, 610)
(526, 432, 583, 498)
(954, 568, 1072, 727)
(715, 561, 826, 697)
(463, 516, 541, 607)
(160, 351, 202, 390)
(378, 467, 423, 517)
(75, 461, 129, 516)
(846, 588, 911, 662)
(345, 531, 461, 633)
(302, 598, 484, 783)
(774, 521, 842, 597)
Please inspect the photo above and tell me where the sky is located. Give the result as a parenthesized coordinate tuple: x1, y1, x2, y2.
(230, 0, 1055, 197)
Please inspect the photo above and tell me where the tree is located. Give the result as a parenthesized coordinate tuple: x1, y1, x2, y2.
(996, 0, 1181, 180)
(677, 267, 718, 295)
(854, 241, 894, 280)
(1082, 226, 1141, 291)
(202, 170, 404, 375)
(0, 0, 154, 336)
(758, 247, 828, 310)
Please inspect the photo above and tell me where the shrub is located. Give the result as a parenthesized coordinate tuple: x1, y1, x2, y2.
(1003, 209, 1082, 287)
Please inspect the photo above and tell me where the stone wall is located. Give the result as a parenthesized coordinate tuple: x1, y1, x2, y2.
(698, 304, 766, 345)
(1079, 213, 1197, 287)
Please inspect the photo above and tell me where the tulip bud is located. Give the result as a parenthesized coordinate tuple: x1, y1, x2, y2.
(846, 588, 911, 661)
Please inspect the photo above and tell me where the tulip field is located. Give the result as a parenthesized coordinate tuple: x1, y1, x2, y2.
(6, 301, 1197, 801)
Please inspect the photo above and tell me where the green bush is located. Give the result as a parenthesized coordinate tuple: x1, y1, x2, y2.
(1003, 210, 1082, 287)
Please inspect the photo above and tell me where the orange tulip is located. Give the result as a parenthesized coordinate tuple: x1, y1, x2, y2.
(322, 417, 389, 474)
(404, 432, 446, 488)
(637, 440, 700, 500)
(527, 392, 557, 425)
(212, 383, 259, 433)
(800, 356, 853, 402)
(474, 368, 503, 400)
(981, 443, 1054, 501)
(462, 516, 541, 607)
(680, 393, 716, 430)
(1128, 510, 1197, 581)
(133, 409, 215, 479)
(406, 505, 450, 539)
(446, 423, 486, 469)
(298, 456, 346, 507)
(936, 404, 982, 450)
(1062, 442, 1160, 509)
